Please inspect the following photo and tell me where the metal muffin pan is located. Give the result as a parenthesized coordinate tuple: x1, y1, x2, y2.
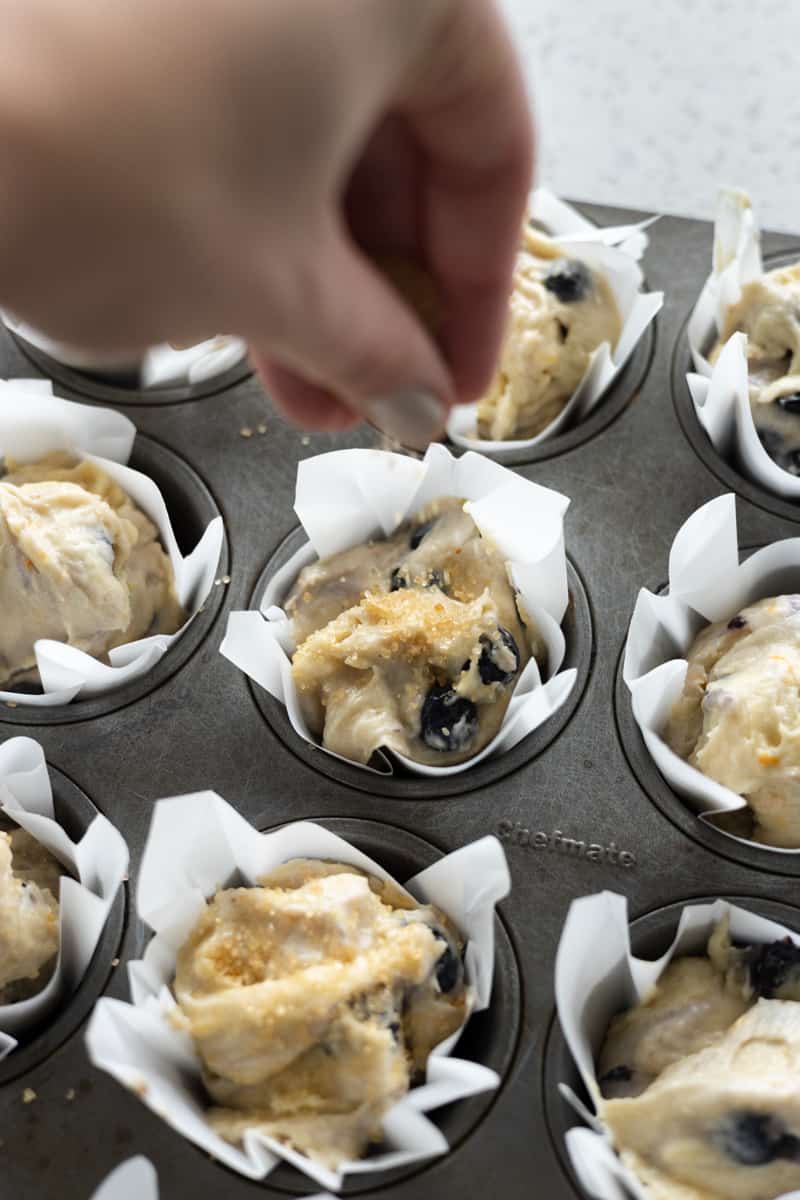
(2, 204, 800, 1200)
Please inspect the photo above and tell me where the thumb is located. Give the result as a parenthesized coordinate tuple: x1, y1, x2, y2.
(259, 228, 453, 449)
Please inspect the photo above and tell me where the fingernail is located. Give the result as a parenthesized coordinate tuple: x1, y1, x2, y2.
(364, 390, 447, 451)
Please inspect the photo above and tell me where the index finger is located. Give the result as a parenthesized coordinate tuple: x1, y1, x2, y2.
(401, 0, 534, 403)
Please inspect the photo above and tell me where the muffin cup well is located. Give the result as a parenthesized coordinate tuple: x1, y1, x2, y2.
(0, 736, 128, 1052)
(85, 791, 510, 1193)
(624, 492, 800, 853)
(0, 382, 224, 704)
(446, 193, 663, 461)
(686, 188, 800, 500)
(220, 442, 576, 777)
(2, 312, 247, 393)
(553, 892, 800, 1200)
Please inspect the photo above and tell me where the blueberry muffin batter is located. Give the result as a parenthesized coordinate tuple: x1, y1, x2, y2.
(711, 262, 800, 474)
(0, 820, 63, 1004)
(476, 228, 621, 441)
(666, 595, 800, 847)
(173, 859, 468, 1170)
(0, 453, 186, 688)
(285, 497, 543, 767)
(598, 919, 800, 1200)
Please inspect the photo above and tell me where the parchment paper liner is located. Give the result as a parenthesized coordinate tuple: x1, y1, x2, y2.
(447, 191, 663, 459)
(220, 442, 576, 776)
(2, 311, 246, 388)
(85, 792, 510, 1192)
(0, 736, 128, 1059)
(686, 187, 800, 500)
(0, 380, 224, 704)
(89, 1155, 333, 1200)
(623, 491, 800, 852)
(528, 189, 657, 262)
(90, 1158, 159, 1200)
(140, 338, 247, 388)
(555, 891, 800, 1200)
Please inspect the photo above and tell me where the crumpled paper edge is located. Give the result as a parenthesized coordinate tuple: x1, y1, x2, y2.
(528, 188, 658, 262)
(446, 192, 663, 458)
(686, 187, 800, 499)
(687, 186, 762, 376)
(220, 442, 577, 777)
(90, 1158, 159, 1200)
(2, 311, 247, 389)
(88, 1155, 333, 1200)
(555, 891, 800, 1200)
(0, 382, 223, 704)
(0, 736, 129, 1053)
(85, 792, 510, 1193)
(623, 491, 800, 852)
(140, 338, 247, 388)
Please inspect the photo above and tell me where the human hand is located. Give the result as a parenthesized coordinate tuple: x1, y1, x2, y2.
(0, 0, 532, 446)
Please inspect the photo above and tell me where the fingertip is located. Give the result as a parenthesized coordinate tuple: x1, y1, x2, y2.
(440, 280, 510, 404)
(254, 356, 361, 432)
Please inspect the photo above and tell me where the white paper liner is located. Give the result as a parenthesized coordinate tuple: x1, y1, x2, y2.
(90, 1158, 159, 1200)
(555, 891, 800, 1200)
(528, 189, 657, 262)
(447, 191, 663, 460)
(85, 791, 510, 1192)
(0, 736, 128, 1057)
(220, 442, 576, 776)
(2, 311, 247, 388)
(140, 338, 247, 388)
(686, 187, 800, 499)
(687, 187, 763, 377)
(0, 381, 224, 704)
(88, 1155, 333, 1200)
(623, 491, 800, 852)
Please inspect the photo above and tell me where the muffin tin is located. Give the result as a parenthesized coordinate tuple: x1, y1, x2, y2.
(3, 202, 800, 1200)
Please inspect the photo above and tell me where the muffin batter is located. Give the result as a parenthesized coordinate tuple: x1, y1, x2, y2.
(0, 821, 63, 1004)
(666, 595, 800, 847)
(173, 858, 468, 1170)
(476, 228, 621, 441)
(0, 453, 185, 688)
(285, 497, 542, 767)
(712, 262, 800, 474)
(598, 920, 800, 1200)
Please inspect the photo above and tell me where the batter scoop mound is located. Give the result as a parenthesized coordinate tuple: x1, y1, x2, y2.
(598, 918, 800, 1200)
(665, 595, 800, 847)
(284, 497, 543, 767)
(0, 822, 63, 1005)
(476, 228, 621, 441)
(173, 858, 469, 1170)
(0, 453, 185, 688)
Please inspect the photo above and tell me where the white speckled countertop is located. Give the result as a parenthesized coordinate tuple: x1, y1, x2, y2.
(502, 0, 800, 233)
